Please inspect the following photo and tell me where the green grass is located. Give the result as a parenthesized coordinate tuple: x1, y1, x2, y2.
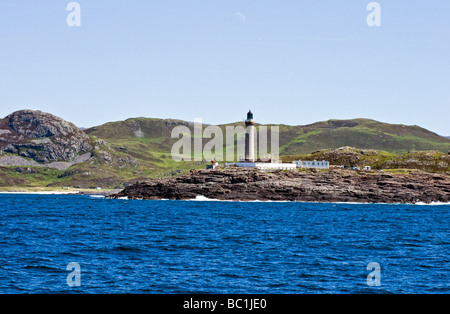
(2, 117, 449, 189)
(283, 147, 450, 173)
(276, 119, 450, 155)
(0, 166, 65, 187)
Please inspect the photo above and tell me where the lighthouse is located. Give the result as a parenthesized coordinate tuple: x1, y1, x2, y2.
(245, 110, 256, 162)
(233, 110, 297, 170)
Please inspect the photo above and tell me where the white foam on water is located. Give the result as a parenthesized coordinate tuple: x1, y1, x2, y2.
(190, 195, 221, 202)
(190, 196, 294, 203)
(246, 199, 291, 203)
(414, 201, 450, 206)
(105, 195, 450, 206)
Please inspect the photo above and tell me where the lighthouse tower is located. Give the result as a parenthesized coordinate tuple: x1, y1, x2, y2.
(233, 110, 297, 170)
(245, 110, 256, 162)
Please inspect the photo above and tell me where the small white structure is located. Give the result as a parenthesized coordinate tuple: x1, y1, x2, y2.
(235, 162, 296, 171)
(294, 160, 330, 169)
(363, 166, 371, 171)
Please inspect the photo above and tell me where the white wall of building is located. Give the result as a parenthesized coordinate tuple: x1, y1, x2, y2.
(294, 160, 330, 169)
(235, 162, 297, 171)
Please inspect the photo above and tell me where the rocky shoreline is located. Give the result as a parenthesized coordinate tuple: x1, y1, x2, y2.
(111, 167, 450, 204)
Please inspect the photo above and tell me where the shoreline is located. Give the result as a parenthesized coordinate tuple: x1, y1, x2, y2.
(111, 168, 450, 205)
(0, 191, 81, 195)
(0, 191, 449, 205)
(0, 188, 121, 195)
(2, 168, 449, 204)
(112, 195, 450, 205)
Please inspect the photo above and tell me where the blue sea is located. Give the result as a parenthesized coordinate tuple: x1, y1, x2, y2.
(0, 194, 448, 294)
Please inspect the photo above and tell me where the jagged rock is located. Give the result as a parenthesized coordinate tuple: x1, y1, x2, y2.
(112, 167, 450, 204)
(0, 110, 94, 163)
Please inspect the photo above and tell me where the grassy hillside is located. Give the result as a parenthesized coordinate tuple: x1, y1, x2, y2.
(85, 118, 204, 175)
(1, 116, 449, 189)
(276, 119, 450, 155)
(85, 116, 450, 167)
(283, 147, 450, 173)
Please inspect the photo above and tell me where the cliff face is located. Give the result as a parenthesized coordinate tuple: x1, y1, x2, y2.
(0, 110, 94, 163)
(113, 167, 450, 204)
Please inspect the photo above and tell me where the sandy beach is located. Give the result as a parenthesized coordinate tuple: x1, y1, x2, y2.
(0, 188, 121, 195)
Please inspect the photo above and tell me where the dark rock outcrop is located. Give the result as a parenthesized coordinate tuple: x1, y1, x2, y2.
(112, 168, 450, 204)
(0, 110, 94, 163)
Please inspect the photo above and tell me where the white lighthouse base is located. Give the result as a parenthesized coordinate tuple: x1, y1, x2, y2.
(234, 162, 296, 171)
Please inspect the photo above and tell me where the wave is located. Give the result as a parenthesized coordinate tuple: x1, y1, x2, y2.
(109, 194, 450, 206)
(414, 201, 450, 206)
(189, 195, 222, 202)
(189, 197, 450, 205)
(189, 195, 294, 203)
(113, 245, 143, 252)
(239, 200, 292, 203)
(187, 196, 387, 204)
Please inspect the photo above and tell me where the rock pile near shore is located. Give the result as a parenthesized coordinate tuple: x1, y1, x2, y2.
(112, 167, 450, 204)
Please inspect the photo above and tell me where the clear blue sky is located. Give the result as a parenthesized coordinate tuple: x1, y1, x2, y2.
(1, 0, 449, 135)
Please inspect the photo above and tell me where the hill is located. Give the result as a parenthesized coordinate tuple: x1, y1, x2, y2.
(0, 110, 449, 189)
(0, 110, 93, 165)
(283, 147, 450, 173)
(274, 118, 450, 155)
(86, 117, 450, 164)
(0, 110, 140, 188)
(0, 112, 204, 189)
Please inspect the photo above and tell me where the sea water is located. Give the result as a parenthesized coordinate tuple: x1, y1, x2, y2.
(0, 194, 448, 294)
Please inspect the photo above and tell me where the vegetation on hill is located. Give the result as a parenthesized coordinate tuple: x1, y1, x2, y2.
(87, 117, 450, 158)
(275, 119, 450, 155)
(283, 147, 450, 173)
(1, 111, 449, 189)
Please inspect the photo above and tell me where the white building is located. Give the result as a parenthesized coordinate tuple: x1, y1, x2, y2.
(293, 160, 330, 169)
(235, 161, 296, 171)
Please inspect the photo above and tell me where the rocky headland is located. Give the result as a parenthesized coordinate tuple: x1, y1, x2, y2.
(0, 110, 94, 170)
(112, 167, 450, 204)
